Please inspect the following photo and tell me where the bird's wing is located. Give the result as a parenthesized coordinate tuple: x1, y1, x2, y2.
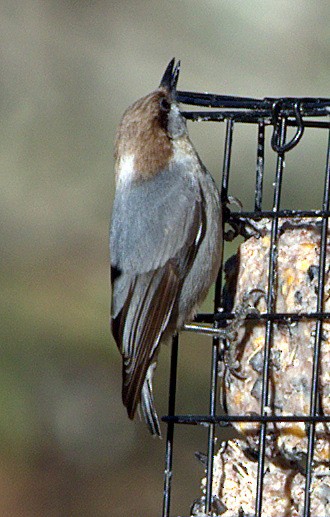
(110, 164, 203, 419)
(110, 163, 202, 274)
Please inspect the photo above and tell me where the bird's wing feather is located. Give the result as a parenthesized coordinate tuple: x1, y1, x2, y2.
(112, 263, 179, 418)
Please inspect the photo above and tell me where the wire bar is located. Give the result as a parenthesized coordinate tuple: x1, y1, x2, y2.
(177, 90, 330, 115)
(255, 115, 287, 517)
(255, 121, 265, 212)
(303, 128, 330, 517)
(204, 118, 234, 515)
(204, 342, 219, 514)
(228, 209, 330, 218)
(162, 335, 179, 517)
(183, 112, 330, 129)
(162, 414, 330, 425)
(196, 311, 330, 323)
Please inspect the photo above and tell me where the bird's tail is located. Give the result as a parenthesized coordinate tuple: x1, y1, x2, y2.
(140, 363, 161, 437)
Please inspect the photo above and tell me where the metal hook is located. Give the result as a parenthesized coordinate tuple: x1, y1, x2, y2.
(271, 100, 305, 153)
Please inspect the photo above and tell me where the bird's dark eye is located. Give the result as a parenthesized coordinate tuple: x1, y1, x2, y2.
(159, 97, 171, 112)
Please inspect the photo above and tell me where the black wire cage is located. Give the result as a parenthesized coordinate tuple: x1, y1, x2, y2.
(161, 92, 330, 517)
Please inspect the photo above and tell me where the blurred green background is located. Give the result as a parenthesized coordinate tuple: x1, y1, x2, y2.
(1, 1, 329, 516)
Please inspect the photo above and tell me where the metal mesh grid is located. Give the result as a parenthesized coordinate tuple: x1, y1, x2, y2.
(161, 92, 330, 517)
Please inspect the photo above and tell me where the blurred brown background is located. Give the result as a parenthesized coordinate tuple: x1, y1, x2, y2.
(0, 1, 329, 516)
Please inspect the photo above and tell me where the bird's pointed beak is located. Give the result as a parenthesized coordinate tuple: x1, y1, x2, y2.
(159, 58, 180, 97)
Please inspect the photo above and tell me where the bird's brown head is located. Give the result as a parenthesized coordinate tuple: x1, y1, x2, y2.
(115, 59, 188, 181)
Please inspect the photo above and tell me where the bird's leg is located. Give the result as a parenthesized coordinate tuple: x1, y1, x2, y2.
(183, 288, 264, 346)
(183, 289, 263, 337)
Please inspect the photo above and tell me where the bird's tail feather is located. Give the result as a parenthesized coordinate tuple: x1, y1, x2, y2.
(140, 365, 161, 437)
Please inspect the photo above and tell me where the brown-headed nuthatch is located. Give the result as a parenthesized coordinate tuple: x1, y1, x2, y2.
(110, 59, 222, 436)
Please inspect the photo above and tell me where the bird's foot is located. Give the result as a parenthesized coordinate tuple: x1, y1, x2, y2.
(183, 289, 264, 379)
(183, 289, 264, 341)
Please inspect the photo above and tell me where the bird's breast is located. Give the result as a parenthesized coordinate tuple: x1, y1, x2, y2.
(116, 154, 136, 185)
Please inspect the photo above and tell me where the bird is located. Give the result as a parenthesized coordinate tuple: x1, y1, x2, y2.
(110, 58, 222, 436)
